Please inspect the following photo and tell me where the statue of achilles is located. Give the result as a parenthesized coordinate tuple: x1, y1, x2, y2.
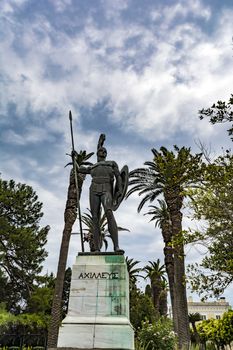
(75, 134, 128, 252)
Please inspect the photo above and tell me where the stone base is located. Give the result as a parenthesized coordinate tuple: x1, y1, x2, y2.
(58, 323, 134, 349)
(57, 253, 134, 350)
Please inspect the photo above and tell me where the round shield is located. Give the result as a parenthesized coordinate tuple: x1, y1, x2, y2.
(112, 165, 129, 211)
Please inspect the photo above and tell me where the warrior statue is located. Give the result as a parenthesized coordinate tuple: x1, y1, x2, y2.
(76, 134, 128, 252)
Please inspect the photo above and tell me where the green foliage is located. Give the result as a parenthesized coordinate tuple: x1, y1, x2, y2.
(144, 260, 166, 283)
(143, 260, 167, 317)
(25, 268, 70, 318)
(0, 313, 49, 349)
(127, 146, 203, 213)
(0, 306, 49, 330)
(146, 199, 170, 229)
(0, 307, 48, 346)
(220, 309, 233, 345)
(135, 338, 152, 350)
(82, 208, 129, 251)
(188, 152, 233, 298)
(199, 94, 233, 139)
(81, 208, 109, 251)
(197, 310, 233, 348)
(189, 312, 202, 324)
(125, 256, 142, 289)
(0, 178, 49, 312)
(136, 318, 177, 350)
(61, 267, 72, 318)
(130, 288, 157, 331)
(127, 146, 203, 348)
(0, 304, 14, 325)
(26, 287, 53, 315)
(66, 149, 94, 168)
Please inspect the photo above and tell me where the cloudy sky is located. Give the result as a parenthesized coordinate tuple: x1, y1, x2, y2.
(1, 0, 233, 306)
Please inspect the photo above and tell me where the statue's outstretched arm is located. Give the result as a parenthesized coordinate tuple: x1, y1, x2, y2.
(78, 165, 91, 174)
(71, 150, 92, 174)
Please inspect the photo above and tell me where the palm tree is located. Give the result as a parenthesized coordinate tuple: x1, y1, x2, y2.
(47, 150, 93, 347)
(125, 256, 142, 289)
(81, 208, 130, 252)
(144, 259, 166, 316)
(127, 145, 203, 349)
(189, 312, 202, 346)
(81, 208, 109, 251)
(146, 200, 178, 330)
(159, 279, 168, 317)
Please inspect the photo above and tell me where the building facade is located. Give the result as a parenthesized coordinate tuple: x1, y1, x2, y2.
(187, 297, 230, 320)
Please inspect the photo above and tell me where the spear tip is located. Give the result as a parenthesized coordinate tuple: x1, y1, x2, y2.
(69, 110, 72, 121)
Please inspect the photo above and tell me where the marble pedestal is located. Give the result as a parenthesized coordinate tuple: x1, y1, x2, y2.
(57, 253, 134, 350)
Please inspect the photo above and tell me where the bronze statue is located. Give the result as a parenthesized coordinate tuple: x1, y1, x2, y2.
(75, 134, 128, 252)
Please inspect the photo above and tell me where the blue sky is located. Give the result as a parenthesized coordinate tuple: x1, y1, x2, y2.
(0, 0, 233, 306)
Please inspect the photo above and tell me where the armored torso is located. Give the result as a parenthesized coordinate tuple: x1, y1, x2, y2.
(90, 160, 118, 194)
(91, 161, 115, 182)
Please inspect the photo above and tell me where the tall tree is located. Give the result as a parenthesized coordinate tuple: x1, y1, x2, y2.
(0, 178, 49, 313)
(189, 312, 201, 346)
(196, 95, 233, 298)
(47, 150, 93, 347)
(127, 146, 203, 349)
(188, 152, 233, 298)
(146, 200, 176, 324)
(144, 259, 166, 317)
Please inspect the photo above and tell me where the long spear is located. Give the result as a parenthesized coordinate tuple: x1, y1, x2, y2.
(69, 110, 85, 253)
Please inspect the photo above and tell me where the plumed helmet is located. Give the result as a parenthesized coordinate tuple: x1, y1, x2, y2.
(97, 134, 107, 156)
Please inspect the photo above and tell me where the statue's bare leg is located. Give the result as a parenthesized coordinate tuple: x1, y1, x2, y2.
(90, 191, 101, 251)
(106, 210, 124, 253)
(105, 209, 119, 251)
(102, 192, 123, 252)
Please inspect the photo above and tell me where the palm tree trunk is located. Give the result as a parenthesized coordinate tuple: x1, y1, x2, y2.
(166, 191, 190, 350)
(164, 245, 179, 332)
(191, 322, 200, 345)
(162, 221, 179, 333)
(159, 289, 168, 316)
(173, 242, 190, 349)
(47, 169, 83, 347)
(151, 278, 162, 316)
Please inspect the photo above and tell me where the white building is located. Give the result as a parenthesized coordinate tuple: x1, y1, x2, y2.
(187, 296, 230, 320)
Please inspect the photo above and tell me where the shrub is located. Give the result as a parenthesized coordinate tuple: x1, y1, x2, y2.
(136, 318, 176, 350)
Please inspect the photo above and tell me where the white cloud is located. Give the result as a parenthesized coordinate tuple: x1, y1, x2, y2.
(151, 0, 211, 26)
(49, 0, 72, 13)
(1, 2, 231, 143)
(1, 0, 233, 305)
(101, 0, 129, 20)
(0, 0, 28, 15)
(2, 126, 56, 145)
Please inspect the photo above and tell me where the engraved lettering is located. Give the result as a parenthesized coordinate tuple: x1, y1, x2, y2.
(78, 271, 119, 279)
(111, 272, 119, 279)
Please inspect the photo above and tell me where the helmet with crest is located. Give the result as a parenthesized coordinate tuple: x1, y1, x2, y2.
(97, 134, 107, 159)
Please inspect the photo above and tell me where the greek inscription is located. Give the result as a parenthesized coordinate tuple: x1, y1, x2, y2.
(78, 271, 119, 279)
